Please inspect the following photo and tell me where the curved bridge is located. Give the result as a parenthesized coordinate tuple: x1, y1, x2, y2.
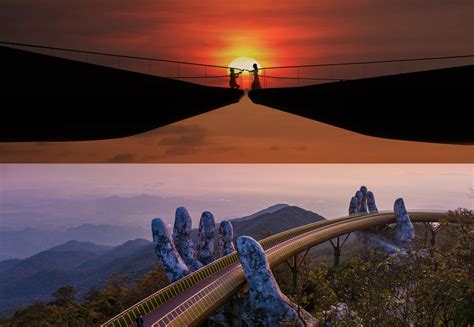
(101, 210, 463, 327)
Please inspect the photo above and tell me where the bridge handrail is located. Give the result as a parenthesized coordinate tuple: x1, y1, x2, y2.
(100, 212, 369, 327)
(100, 209, 453, 327)
(3, 40, 472, 75)
(0, 40, 243, 71)
(145, 210, 466, 327)
(260, 54, 474, 70)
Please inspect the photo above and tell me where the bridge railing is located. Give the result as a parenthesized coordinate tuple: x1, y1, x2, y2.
(0, 40, 244, 89)
(100, 251, 240, 327)
(257, 54, 474, 88)
(109, 214, 370, 326)
(102, 209, 455, 327)
(101, 209, 453, 327)
(100, 212, 368, 327)
(3, 41, 473, 90)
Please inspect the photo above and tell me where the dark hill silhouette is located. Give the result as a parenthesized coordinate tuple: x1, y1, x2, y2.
(0, 46, 243, 141)
(249, 65, 474, 144)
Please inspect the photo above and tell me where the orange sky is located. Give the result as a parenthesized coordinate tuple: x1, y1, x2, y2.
(1, 0, 473, 68)
(1, 96, 473, 163)
(1, 1, 473, 163)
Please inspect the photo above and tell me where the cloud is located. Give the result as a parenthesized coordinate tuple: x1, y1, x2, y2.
(296, 145, 308, 152)
(1, 0, 472, 66)
(269, 145, 280, 151)
(129, 124, 209, 158)
(165, 147, 197, 156)
(158, 125, 207, 146)
(141, 154, 166, 161)
(108, 153, 134, 163)
(143, 124, 208, 156)
(0, 145, 43, 156)
(211, 146, 235, 153)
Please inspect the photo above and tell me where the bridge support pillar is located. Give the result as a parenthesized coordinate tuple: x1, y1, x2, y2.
(330, 233, 351, 268)
(424, 222, 444, 247)
(333, 247, 341, 267)
(291, 255, 298, 292)
(286, 248, 310, 293)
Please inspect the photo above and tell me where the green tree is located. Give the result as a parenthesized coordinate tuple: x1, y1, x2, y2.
(51, 285, 77, 305)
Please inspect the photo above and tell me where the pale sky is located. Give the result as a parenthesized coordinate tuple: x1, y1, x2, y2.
(1, 164, 472, 227)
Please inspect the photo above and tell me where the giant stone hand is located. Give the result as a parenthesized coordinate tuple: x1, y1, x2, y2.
(350, 187, 415, 255)
(173, 207, 203, 271)
(236, 236, 315, 326)
(151, 218, 189, 283)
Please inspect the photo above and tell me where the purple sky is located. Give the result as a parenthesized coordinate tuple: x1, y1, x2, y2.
(1, 164, 472, 230)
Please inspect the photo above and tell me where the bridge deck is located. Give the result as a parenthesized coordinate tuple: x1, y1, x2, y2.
(0, 45, 243, 141)
(135, 211, 453, 327)
(249, 65, 474, 144)
(144, 263, 238, 327)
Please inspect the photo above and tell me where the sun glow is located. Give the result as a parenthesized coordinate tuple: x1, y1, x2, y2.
(228, 57, 263, 71)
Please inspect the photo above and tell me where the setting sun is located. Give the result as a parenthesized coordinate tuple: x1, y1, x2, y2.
(228, 57, 262, 71)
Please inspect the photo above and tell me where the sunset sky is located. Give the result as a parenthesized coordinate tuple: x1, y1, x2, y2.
(1, 1, 473, 163)
(1, 96, 473, 163)
(1, 0, 473, 68)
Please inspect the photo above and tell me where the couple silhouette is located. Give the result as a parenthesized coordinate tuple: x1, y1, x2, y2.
(229, 63, 262, 90)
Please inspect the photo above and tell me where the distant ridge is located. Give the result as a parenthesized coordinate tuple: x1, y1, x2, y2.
(0, 239, 154, 316)
(231, 205, 325, 239)
(231, 203, 290, 222)
(0, 224, 147, 259)
(48, 240, 113, 253)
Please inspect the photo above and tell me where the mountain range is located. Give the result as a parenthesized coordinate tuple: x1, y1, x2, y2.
(0, 224, 148, 259)
(0, 204, 325, 316)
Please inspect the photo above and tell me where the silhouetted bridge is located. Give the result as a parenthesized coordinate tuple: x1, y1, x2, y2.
(2, 40, 473, 88)
(1, 41, 473, 143)
(101, 210, 464, 327)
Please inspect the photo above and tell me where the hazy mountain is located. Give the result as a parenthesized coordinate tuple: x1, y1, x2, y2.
(1, 192, 276, 231)
(0, 239, 154, 316)
(0, 255, 14, 262)
(187, 205, 324, 245)
(0, 193, 178, 233)
(0, 204, 325, 316)
(0, 259, 22, 273)
(231, 206, 325, 240)
(231, 203, 290, 222)
(48, 240, 113, 253)
(0, 224, 147, 259)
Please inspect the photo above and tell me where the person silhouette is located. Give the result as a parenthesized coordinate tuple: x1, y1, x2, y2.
(250, 63, 261, 90)
(135, 314, 144, 327)
(229, 68, 241, 89)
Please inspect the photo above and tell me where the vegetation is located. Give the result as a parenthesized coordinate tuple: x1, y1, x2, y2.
(1, 209, 472, 326)
(0, 265, 169, 327)
(275, 208, 474, 326)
